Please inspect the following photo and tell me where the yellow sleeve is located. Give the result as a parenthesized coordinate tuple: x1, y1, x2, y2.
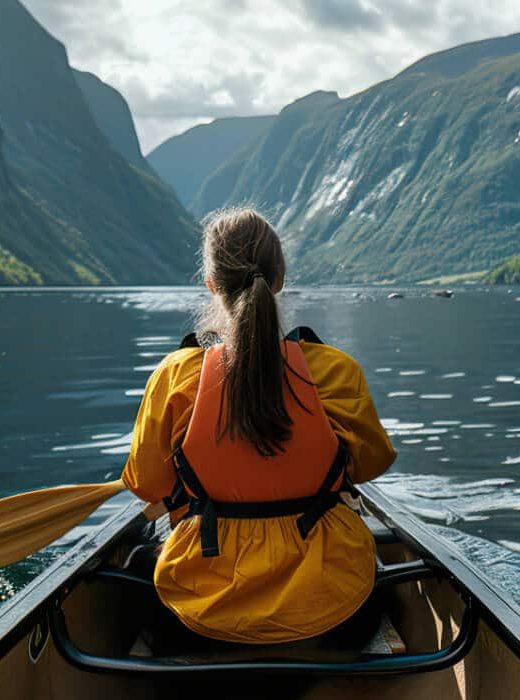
(121, 348, 204, 503)
(302, 341, 397, 483)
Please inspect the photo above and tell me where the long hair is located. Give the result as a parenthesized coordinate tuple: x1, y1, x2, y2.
(200, 207, 291, 457)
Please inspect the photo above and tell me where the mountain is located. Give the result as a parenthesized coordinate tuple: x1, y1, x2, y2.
(0, 0, 199, 285)
(0, 126, 81, 284)
(195, 36, 520, 283)
(400, 33, 520, 79)
(73, 69, 150, 173)
(147, 115, 275, 211)
(484, 254, 520, 284)
(192, 91, 341, 219)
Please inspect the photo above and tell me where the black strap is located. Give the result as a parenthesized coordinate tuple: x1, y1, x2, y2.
(174, 446, 207, 499)
(188, 494, 320, 519)
(178, 332, 201, 349)
(174, 446, 220, 557)
(296, 440, 349, 539)
(285, 326, 325, 344)
(198, 500, 220, 558)
(163, 479, 189, 513)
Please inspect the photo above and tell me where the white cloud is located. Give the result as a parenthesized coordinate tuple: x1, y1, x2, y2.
(21, 0, 520, 153)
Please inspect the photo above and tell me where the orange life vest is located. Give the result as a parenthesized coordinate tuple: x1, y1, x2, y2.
(168, 331, 355, 557)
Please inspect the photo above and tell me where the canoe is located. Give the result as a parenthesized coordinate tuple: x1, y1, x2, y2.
(0, 483, 519, 699)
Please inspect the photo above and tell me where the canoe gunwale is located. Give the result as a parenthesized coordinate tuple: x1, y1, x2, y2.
(0, 498, 144, 659)
(359, 483, 520, 659)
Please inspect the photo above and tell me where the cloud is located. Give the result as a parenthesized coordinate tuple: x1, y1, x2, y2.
(300, 0, 384, 32)
(20, 0, 520, 153)
(117, 71, 266, 120)
(21, 0, 148, 63)
(377, 0, 440, 29)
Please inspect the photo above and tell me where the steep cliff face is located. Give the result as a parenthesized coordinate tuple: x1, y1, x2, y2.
(0, 128, 9, 190)
(73, 69, 151, 173)
(195, 37, 520, 282)
(0, 0, 199, 285)
(148, 115, 276, 211)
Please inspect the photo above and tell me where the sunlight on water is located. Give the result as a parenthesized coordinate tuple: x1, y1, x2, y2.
(419, 394, 454, 399)
(52, 433, 132, 453)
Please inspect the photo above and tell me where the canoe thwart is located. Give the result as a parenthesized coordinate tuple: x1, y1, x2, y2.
(375, 559, 444, 588)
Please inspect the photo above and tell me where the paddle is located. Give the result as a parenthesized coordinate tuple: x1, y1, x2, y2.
(0, 480, 165, 567)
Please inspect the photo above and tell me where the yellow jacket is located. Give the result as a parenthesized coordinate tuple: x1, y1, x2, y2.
(122, 339, 397, 643)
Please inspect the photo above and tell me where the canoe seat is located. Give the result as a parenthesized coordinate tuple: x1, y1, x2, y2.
(128, 610, 406, 659)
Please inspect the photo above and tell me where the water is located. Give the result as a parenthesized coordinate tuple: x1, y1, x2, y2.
(0, 285, 519, 603)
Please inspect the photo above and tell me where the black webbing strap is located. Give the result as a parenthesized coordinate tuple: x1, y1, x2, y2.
(162, 479, 189, 513)
(285, 326, 325, 344)
(188, 495, 319, 519)
(296, 441, 350, 540)
(174, 446, 220, 557)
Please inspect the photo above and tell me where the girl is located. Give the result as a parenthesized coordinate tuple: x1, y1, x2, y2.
(122, 208, 396, 647)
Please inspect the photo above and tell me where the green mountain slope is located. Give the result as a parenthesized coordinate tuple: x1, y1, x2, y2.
(148, 115, 275, 211)
(484, 254, 520, 284)
(0, 127, 97, 284)
(0, 0, 199, 285)
(195, 36, 520, 283)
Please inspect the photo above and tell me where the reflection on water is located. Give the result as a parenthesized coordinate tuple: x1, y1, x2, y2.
(0, 285, 519, 602)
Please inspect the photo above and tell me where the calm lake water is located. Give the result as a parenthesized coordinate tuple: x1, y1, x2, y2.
(0, 286, 519, 603)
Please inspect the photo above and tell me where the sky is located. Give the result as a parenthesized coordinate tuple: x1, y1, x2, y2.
(22, 0, 520, 154)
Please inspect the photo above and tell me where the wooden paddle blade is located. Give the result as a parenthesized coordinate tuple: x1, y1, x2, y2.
(0, 479, 126, 566)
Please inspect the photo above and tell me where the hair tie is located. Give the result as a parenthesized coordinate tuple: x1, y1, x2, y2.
(243, 267, 265, 289)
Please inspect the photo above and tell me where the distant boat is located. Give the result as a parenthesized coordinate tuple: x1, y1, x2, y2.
(388, 292, 404, 299)
(433, 289, 454, 298)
